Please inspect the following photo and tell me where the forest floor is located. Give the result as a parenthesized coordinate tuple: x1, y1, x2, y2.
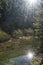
(0, 36, 42, 65)
(0, 30, 41, 65)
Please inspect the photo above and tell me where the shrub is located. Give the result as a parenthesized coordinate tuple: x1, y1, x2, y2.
(0, 29, 10, 42)
(12, 29, 23, 38)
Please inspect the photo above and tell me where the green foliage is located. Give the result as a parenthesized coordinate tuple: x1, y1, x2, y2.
(33, 0, 43, 53)
(33, 22, 41, 29)
(12, 29, 23, 38)
(0, 29, 10, 42)
(23, 28, 33, 36)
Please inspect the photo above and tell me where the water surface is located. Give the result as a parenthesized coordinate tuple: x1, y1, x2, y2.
(5, 55, 33, 65)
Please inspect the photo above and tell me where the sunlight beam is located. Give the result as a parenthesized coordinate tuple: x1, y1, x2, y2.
(25, 0, 37, 6)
